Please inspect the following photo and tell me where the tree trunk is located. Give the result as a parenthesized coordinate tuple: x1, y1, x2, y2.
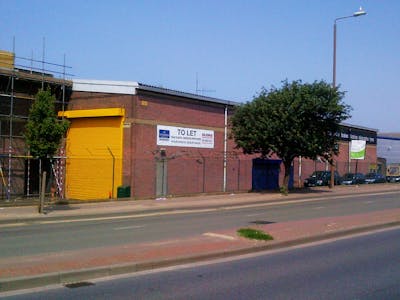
(38, 158, 48, 214)
(39, 171, 47, 214)
(282, 160, 292, 192)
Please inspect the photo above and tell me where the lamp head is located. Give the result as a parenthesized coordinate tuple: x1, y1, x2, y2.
(353, 6, 367, 17)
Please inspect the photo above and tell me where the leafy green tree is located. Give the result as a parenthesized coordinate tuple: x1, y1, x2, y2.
(24, 88, 69, 161)
(230, 80, 351, 192)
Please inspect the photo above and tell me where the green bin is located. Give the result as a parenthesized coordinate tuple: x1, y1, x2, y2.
(117, 185, 131, 198)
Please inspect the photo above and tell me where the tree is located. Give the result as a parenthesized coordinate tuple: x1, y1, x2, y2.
(25, 88, 69, 160)
(230, 80, 351, 192)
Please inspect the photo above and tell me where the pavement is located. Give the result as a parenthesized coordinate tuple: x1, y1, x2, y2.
(1, 184, 400, 293)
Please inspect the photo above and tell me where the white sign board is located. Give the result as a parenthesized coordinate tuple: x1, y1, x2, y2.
(350, 140, 366, 160)
(157, 125, 214, 148)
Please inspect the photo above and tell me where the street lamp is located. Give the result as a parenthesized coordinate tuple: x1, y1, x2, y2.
(333, 7, 367, 88)
(330, 7, 367, 188)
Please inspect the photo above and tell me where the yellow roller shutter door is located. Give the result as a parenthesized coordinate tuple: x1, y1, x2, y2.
(65, 116, 123, 200)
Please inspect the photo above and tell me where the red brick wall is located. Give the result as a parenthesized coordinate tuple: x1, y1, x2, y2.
(130, 92, 251, 198)
(68, 92, 134, 112)
(136, 92, 225, 128)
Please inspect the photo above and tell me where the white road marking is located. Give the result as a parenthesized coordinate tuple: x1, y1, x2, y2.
(37, 208, 216, 225)
(313, 206, 325, 210)
(0, 223, 28, 228)
(364, 201, 374, 204)
(217, 192, 397, 211)
(113, 225, 146, 231)
(203, 232, 236, 240)
(246, 213, 264, 217)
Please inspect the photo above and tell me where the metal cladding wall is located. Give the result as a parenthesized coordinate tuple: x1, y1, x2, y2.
(62, 108, 124, 200)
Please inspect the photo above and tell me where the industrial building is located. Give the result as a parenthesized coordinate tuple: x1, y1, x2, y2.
(61, 80, 252, 200)
(63, 80, 378, 200)
(0, 49, 379, 202)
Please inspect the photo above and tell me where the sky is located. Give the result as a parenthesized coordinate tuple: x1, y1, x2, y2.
(1, 0, 399, 132)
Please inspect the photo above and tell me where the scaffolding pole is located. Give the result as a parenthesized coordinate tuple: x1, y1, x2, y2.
(7, 38, 15, 201)
(0, 38, 72, 201)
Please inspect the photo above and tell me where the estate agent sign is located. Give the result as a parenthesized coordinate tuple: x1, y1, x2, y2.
(157, 125, 214, 149)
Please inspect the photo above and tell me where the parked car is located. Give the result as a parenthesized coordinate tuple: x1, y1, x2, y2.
(304, 171, 341, 187)
(364, 173, 386, 184)
(341, 173, 366, 185)
(387, 175, 400, 183)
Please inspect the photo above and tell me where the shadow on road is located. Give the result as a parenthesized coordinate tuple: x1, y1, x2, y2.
(44, 204, 80, 213)
(250, 220, 276, 225)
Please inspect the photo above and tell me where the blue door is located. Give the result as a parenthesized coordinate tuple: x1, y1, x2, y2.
(252, 158, 294, 191)
(252, 159, 281, 191)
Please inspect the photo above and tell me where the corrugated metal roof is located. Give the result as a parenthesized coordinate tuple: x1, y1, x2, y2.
(72, 79, 241, 106)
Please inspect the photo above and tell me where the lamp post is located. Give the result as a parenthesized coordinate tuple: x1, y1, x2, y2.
(330, 7, 367, 188)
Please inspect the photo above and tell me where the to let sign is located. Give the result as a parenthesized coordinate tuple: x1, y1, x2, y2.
(157, 125, 214, 149)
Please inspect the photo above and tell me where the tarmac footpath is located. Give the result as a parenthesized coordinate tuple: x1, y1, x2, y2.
(1, 184, 400, 292)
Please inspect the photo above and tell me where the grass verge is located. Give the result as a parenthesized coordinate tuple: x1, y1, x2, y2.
(237, 228, 274, 241)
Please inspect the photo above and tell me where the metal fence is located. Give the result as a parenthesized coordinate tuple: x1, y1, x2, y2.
(0, 155, 383, 203)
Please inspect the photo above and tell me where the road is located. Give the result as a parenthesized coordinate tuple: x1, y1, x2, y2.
(3, 226, 400, 299)
(0, 190, 399, 258)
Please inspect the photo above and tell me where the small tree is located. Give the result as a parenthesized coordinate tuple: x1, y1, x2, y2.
(25, 88, 69, 209)
(25, 89, 69, 160)
(230, 80, 351, 192)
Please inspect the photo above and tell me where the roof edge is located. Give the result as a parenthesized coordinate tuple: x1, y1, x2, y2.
(136, 83, 241, 106)
(340, 122, 378, 133)
(377, 135, 400, 141)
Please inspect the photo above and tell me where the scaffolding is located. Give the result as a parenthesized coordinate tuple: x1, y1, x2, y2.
(0, 48, 73, 201)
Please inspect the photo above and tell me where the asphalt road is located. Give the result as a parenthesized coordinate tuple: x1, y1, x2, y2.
(0, 191, 399, 258)
(4, 226, 400, 299)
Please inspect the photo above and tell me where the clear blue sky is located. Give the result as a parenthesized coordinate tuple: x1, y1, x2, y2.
(2, 0, 399, 132)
